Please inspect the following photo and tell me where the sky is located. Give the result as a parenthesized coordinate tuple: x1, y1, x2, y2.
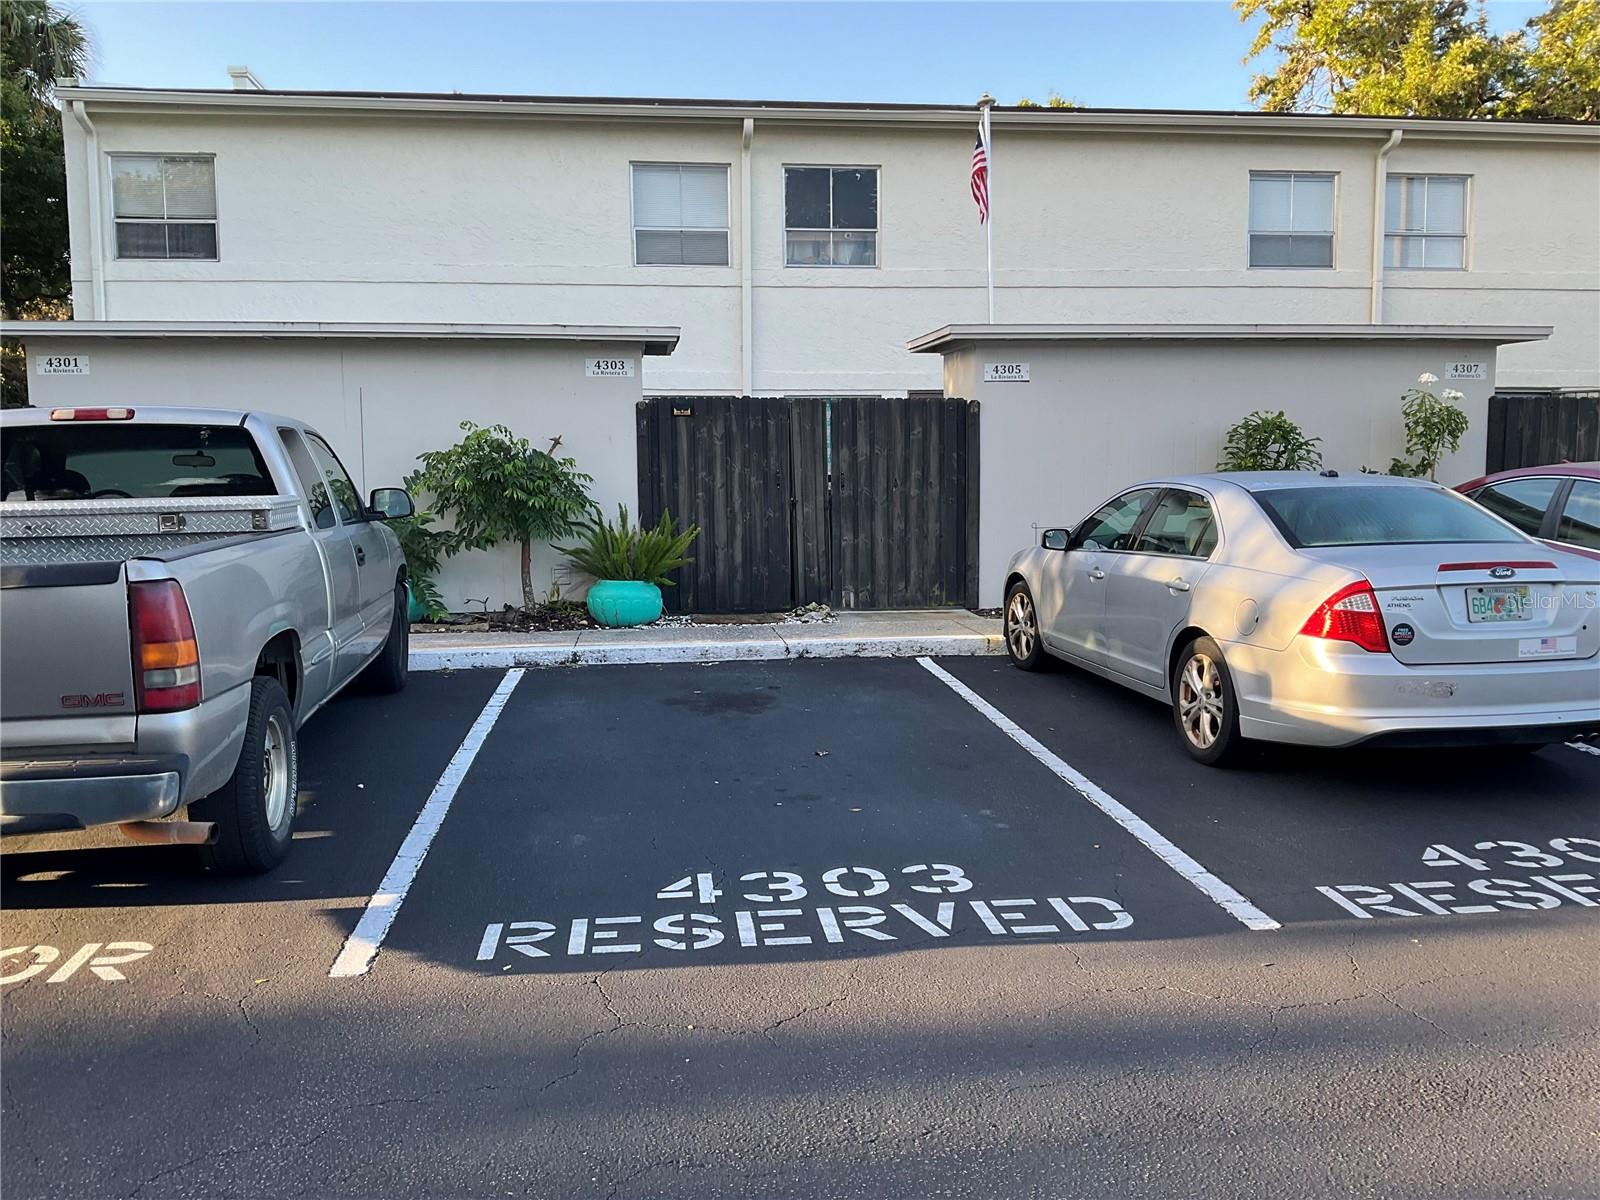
(70, 0, 1548, 111)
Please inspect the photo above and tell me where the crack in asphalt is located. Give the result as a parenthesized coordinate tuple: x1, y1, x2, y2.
(125, 1132, 330, 1199)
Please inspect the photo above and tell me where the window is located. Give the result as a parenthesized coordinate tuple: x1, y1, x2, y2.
(1070, 489, 1159, 552)
(1134, 491, 1218, 558)
(1556, 480, 1600, 551)
(111, 155, 218, 260)
(784, 167, 878, 266)
(1248, 172, 1335, 268)
(279, 429, 334, 529)
(631, 164, 729, 266)
(1254, 486, 1524, 548)
(1386, 175, 1467, 269)
(304, 433, 363, 524)
(2, 424, 271, 501)
(1468, 476, 1561, 537)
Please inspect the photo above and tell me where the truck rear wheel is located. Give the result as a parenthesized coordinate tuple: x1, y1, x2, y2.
(359, 582, 409, 694)
(193, 676, 297, 874)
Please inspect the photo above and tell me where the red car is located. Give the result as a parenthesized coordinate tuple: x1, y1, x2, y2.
(1457, 462, 1600, 561)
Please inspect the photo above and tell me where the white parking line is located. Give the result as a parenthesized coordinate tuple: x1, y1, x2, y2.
(1566, 741, 1600, 758)
(917, 657, 1281, 932)
(329, 668, 526, 978)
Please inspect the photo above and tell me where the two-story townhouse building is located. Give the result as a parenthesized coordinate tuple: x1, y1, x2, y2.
(8, 81, 1597, 613)
(49, 83, 1600, 393)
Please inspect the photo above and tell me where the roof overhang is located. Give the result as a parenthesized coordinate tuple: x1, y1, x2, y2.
(0, 320, 681, 355)
(908, 323, 1553, 354)
(53, 86, 1600, 143)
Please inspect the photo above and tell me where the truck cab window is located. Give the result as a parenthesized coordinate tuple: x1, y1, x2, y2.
(278, 428, 335, 529)
(1, 424, 273, 501)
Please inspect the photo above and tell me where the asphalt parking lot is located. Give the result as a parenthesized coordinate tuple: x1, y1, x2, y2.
(3, 657, 1597, 1200)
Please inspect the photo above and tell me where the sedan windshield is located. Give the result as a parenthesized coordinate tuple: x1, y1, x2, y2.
(1255, 485, 1526, 548)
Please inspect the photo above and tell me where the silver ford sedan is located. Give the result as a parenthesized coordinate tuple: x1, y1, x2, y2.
(1002, 472, 1600, 765)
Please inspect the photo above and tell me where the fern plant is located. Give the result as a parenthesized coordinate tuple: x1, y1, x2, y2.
(557, 505, 700, 587)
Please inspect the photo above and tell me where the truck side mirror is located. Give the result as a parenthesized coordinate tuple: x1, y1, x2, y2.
(1041, 528, 1069, 551)
(369, 488, 414, 520)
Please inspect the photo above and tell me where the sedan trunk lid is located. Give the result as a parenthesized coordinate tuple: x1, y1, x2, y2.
(1299, 544, 1600, 666)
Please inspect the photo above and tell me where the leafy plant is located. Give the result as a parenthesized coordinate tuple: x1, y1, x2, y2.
(411, 422, 593, 611)
(557, 505, 700, 588)
(1217, 410, 1324, 471)
(1389, 373, 1470, 481)
(390, 495, 449, 621)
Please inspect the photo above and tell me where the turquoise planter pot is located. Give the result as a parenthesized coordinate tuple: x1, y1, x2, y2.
(586, 579, 663, 627)
(405, 582, 428, 623)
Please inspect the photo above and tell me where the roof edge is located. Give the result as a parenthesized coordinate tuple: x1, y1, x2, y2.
(52, 85, 1600, 140)
(0, 320, 681, 355)
(908, 323, 1554, 353)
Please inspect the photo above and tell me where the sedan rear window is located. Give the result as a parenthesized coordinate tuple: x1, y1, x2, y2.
(1255, 485, 1525, 548)
(1, 424, 274, 501)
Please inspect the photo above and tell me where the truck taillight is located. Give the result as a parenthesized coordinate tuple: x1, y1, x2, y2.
(129, 580, 201, 712)
(1300, 580, 1390, 655)
(50, 407, 134, 421)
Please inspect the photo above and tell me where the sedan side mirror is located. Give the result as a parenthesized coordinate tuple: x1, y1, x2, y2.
(1041, 528, 1070, 551)
(369, 487, 414, 520)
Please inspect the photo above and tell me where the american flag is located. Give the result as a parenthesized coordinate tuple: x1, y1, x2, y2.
(971, 129, 989, 223)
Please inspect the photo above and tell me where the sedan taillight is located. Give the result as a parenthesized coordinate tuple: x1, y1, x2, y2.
(129, 580, 201, 712)
(1301, 581, 1390, 654)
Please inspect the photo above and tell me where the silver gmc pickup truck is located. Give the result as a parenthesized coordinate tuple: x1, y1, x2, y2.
(0, 406, 414, 872)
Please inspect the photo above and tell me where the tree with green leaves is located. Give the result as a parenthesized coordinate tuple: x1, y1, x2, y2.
(1015, 92, 1083, 109)
(411, 422, 595, 611)
(1235, 0, 1596, 120)
(2, 1, 91, 406)
(1502, 0, 1600, 121)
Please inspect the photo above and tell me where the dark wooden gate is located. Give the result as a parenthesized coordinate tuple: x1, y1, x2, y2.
(828, 396, 979, 610)
(637, 395, 978, 613)
(1486, 390, 1600, 472)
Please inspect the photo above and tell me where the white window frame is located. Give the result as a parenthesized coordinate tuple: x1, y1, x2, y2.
(1384, 173, 1470, 272)
(629, 162, 731, 268)
(1247, 170, 1338, 271)
(108, 153, 220, 262)
(783, 164, 881, 269)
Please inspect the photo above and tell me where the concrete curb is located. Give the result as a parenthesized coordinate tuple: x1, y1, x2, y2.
(410, 631, 1003, 672)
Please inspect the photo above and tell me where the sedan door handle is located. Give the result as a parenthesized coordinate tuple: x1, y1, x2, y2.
(1168, 577, 1191, 592)
(354, 543, 366, 566)
(1088, 567, 1106, 581)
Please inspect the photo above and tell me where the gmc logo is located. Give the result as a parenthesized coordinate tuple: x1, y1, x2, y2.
(60, 693, 126, 709)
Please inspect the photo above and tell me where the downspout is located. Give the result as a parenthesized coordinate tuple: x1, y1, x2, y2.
(740, 118, 754, 395)
(1369, 129, 1402, 323)
(69, 99, 107, 320)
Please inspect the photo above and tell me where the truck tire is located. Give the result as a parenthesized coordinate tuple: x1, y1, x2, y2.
(193, 676, 297, 874)
(359, 582, 409, 694)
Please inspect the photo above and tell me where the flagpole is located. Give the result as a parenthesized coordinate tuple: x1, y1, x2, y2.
(979, 93, 995, 323)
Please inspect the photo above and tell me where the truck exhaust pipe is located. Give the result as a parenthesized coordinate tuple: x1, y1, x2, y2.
(118, 820, 215, 846)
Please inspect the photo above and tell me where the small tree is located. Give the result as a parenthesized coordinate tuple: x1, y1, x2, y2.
(1390, 373, 1469, 481)
(1217, 410, 1324, 471)
(411, 422, 593, 611)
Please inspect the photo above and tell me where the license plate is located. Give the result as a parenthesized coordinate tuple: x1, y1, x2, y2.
(1466, 584, 1531, 622)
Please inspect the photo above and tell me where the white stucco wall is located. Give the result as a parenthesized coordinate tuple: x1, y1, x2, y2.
(941, 337, 1504, 607)
(61, 101, 1600, 392)
(17, 335, 649, 612)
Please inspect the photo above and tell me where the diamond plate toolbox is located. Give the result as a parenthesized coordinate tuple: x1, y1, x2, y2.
(0, 496, 304, 565)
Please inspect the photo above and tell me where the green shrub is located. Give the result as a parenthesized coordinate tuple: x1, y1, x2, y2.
(557, 505, 700, 588)
(411, 422, 593, 610)
(1389, 374, 1470, 481)
(1217, 410, 1324, 471)
(390, 497, 449, 621)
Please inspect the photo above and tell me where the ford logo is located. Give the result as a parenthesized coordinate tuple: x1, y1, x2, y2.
(1489, 565, 1517, 579)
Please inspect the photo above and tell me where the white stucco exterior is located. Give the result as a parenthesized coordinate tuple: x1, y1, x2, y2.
(7, 326, 672, 611)
(55, 88, 1600, 394)
(920, 325, 1546, 606)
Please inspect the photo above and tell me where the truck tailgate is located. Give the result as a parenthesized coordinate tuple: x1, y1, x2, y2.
(0, 563, 137, 723)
